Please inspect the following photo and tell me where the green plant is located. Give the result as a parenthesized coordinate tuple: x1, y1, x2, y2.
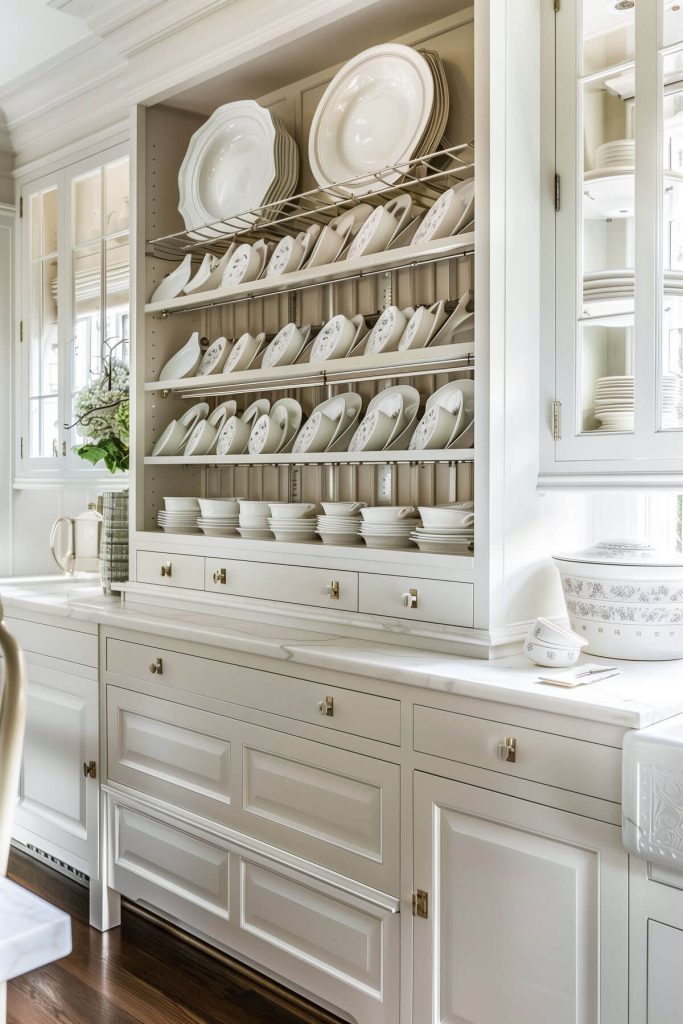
(70, 340, 129, 474)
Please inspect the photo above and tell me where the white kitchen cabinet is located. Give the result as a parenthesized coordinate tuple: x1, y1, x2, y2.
(412, 771, 628, 1024)
(648, 921, 683, 1024)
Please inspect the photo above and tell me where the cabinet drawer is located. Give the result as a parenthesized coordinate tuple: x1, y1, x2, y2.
(107, 686, 232, 824)
(4, 617, 98, 667)
(136, 550, 204, 590)
(205, 558, 358, 612)
(413, 704, 621, 803)
(105, 637, 400, 745)
(359, 574, 474, 627)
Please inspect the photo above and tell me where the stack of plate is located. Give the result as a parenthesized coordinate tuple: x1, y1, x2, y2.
(158, 497, 200, 534)
(268, 517, 318, 543)
(178, 100, 299, 238)
(584, 269, 683, 301)
(238, 500, 272, 540)
(197, 515, 239, 537)
(594, 376, 634, 431)
(662, 374, 682, 427)
(308, 44, 449, 194)
(410, 503, 474, 554)
(360, 520, 419, 549)
(593, 139, 634, 171)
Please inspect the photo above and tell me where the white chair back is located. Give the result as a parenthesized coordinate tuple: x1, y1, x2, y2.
(0, 598, 27, 876)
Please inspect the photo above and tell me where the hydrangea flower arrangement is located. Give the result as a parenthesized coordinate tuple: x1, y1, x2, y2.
(71, 350, 130, 474)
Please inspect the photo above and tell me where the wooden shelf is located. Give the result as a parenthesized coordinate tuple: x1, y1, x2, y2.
(144, 448, 475, 466)
(145, 233, 474, 317)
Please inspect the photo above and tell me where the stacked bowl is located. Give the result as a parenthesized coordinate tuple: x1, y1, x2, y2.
(197, 498, 240, 537)
(316, 502, 366, 545)
(523, 617, 588, 668)
(268, 502, 318, 542)
(238, 500, 272, 540)
(360, 506, 419, 549)
(412, 503, 474, 553)
(158, 497, 200, 534)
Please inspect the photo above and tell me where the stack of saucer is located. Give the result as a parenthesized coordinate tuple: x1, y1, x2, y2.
(197, 498, 240, 537)
(359, 506, 419, 549)
(593, 375, 634, 431)
(593, 139, 634, 171)
(411, 503, 474, 553)
(662, 374, 682, 427)
(238, 500, 272, 540)
(316, 501, 365, 545)
(268, 502, 318, 543)
(158, 497, 200, 534)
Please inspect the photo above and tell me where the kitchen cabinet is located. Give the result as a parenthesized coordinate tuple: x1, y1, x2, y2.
(648, 921, 683, 1024)
(412, 771, 628, 1024)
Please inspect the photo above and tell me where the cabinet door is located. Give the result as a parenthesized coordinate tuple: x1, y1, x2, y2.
(13, 656, 98, 873)
(648, 921, 683, 1024)
(413, 772, 628, 1024)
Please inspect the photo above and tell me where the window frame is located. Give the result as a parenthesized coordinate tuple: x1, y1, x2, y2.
(15, 140, 130, 487)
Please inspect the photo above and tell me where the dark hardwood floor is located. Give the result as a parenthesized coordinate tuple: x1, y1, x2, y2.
(7, 849, 344, 1024)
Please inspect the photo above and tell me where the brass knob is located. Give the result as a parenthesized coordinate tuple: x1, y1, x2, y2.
(213, 568, 227, 585)
(402, 588, 418, 609)
(498, 737, 517, 763)
(149, 657, 163, 675)
(326, 581, 340, 600)
(318, 696, 334, 717)
(160, 561, 172, 577)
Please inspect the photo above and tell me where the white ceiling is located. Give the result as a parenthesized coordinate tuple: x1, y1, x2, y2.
(0, 0, 92, 89)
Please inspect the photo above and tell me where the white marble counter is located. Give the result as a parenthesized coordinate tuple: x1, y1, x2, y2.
(2, 576, 683, 729)
(0, 876, 71, 982)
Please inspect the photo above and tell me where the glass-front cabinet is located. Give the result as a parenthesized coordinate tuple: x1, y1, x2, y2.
(543, 0, 683, 487)
(17, 145, 129, 481)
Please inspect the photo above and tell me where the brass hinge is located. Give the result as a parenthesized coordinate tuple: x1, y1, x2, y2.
(554, 0, 560, 11)
(412, 889, 429, 919)
(19, 320, 23, 342)
(19, 196, 23, 218)
(83, 760, 97, 779)
(554, 173, 561, 212)
(553, 400, 562, 441)
(20, 436, 23, 459)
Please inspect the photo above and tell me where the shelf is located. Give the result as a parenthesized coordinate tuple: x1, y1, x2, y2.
(146, 142, 475, 259)
(144, 448, 474, 466)
(145, 233, 474, 317)
(145, 341, 475, 397)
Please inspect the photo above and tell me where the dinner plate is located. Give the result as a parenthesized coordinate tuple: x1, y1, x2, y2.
(309, 44, 434, 193)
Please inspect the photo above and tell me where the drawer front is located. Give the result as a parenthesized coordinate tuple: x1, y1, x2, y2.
(4, 617, 98, 667)
(205, 558, 358, 612)
(136, 550, 204, 590)
(108, 797, 231, 939)
(107, 687, 232, 824)
(239, 725, 400, 893)
(359, 574, 474, 627)
(413, 704, 621, 803)
(105, 637, 400, 745)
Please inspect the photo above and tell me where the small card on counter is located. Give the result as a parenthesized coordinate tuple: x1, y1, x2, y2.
(537, 663, 622, 688)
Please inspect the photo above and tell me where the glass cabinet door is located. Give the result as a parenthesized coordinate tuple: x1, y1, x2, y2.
(26, 185, 60, 459)
(551, 0, 683, 477)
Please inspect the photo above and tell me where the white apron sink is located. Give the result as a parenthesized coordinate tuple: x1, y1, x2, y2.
(623, 713, 683, 873)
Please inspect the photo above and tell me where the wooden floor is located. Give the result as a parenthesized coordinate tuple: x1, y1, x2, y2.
(7, 848, 343, 1024)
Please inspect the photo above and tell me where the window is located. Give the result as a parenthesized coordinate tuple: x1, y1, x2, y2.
(17, 145, 130, 482)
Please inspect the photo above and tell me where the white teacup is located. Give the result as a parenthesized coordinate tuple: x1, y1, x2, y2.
(265, 229, 317, 278)
(225, 332, 266, 373)
(348, 409, 396, 452)
(347, 195, 412, 259)
(292, 411, 339, 454)
(365, 306, 412, 356)
(184, 420, 219, 456)
(530, 617, 588, 648)
(222, 239, 269, 287)
(216, 416, 251, 455)
(310, 314, 360, 363)
(306, 217, 354, 269)
(419, 506, 475, 530)
(399, 300, 447, 351)
(409, 405, 459, 451)
(198, 498, 242, 518)
(152, 419, 192, 456)
(248, 413, 287, 455)
(361, 506, 416, 524)
(239, 500, 271, 517)
(268, 502, 318, 520)
(321, 501, 366, 515)
(261, 323, 311, 369)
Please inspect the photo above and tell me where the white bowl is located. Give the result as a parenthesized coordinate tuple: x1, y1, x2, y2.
(268, 502, 318, 520)
(361, 506, 416, 524)
(362, 534, 416, 549)
(318, 532, 363, 545)
(198, 498, 242, 518)
(239, 500, 272, 515)
(184, 420, 219, 456)
(348, 409, 396, 452)
(216, 417, 251, 455)
(419, 506, 475, 530)
(529, 617, 588, 648)
(225, 332, 266, 373)
(523, 637, 582, 669)
(292, 412, 338, 454)
(163, 497, 199, 512)
(321, 501, 366, 515)
(248, 413, 286, 455)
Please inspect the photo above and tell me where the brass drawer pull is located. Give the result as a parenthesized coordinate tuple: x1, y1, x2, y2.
(498, 737, 517, 763)
(149, 657, 163, 675)
(318, 696, 334, 717)
(213, 568, 227, 585)
(402, 588, 418, 609)
(83, 760, 97, 779)
(326, 581, 340, 599)
(160, 561, 172, 577)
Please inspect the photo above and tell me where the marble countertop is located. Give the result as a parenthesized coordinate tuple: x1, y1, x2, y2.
(2, 575, 683, 729)
(0, 876, 71, 982)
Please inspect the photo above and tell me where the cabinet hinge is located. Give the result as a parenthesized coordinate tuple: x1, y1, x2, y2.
(553, 0, 560, 11)
(19, 196, 23, 218)
(19, 320, 23, 342)
(554, 173, 561, 212)
(553, 400, 562, 441)
(19, 436, 23, 459)
(412, 890, 429, 919)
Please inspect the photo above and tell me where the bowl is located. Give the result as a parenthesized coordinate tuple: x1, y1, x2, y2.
(268, 502, 318, 520)
(523, 637, 582, 668)
(321, 501, 366, 515)
(419, 506, 475, 530)
(529, 617, 588, 648)
(361, 506, 416, 525)
(198, 498, 242, 518)
(163, 497, 200, 512)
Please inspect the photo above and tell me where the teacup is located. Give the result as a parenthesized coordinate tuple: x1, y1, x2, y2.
(360, 506, 416, 524)
(265, 228, 318, 277)
(225, 332, 266, 373)
(221, 239, 269, 287)
(365, 306, 412, 355)
(321, 501, 366, 515)
(310, 314, 361, 363)
(184, 420, 220, 456)
(261, 323, 311, 369)
(248, 413, 287, 455)
(216, 416, 251, 455)
(268, 502, 318, 520)
(152, 419, 192, 456)
(530, 617, 588, 648)
(348, 409, 396, 452)
(347, 195, 412, 259)
(292, 411, 339, 454)
(198, 498, 242, 518)
(409, 405, 459, 451)
(164, 497, 200, 512)
(239, 500, 271, 517)
(306, 217, 354, 269)
(399, 300, 447, 351)
(419, 506, 475, 530)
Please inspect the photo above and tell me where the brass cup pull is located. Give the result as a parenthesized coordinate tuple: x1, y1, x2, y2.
(160, 561, 172, 577)
(498, 737, 517, 763)
(318, 696, 334, 717)
(149, 657, 163, 675)
(213, 568, 227, 585)
(326, 581, 340, 600)
(402, 588, 418, 609)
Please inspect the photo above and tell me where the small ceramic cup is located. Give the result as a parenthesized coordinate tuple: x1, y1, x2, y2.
(225, 332, 266, 373)
(198, 498, 241, 518)
(321, 501, 366, 515)
(306, 218, 353, 268)
(164, 497, 200, 512)
(292, 411, 339, 454)
(347, 195, 412, 259)
(409, 405, 459, 451)
(248, 413, 287, 455)
(152, 420, 191, 456)
(268, 502, 318, 520)
(184, 420, 220, 456)
(524, 637, 582, 669)
(419, 506, 475, 530)
(221, 239, 269, 286)
(399, 301, 447, 351)
(360, 506, 416, 524)
(266, 232, 309, 277)
(216, 416, 251, 455)
(348, 409, 396, 452)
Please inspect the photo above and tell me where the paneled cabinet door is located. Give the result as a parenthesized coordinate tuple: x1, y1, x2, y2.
(413, 772, 628, 1024)
(13, 655, 98, 873)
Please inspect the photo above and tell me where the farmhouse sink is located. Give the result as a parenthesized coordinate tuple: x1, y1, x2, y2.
(623, 714, 683, 873)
